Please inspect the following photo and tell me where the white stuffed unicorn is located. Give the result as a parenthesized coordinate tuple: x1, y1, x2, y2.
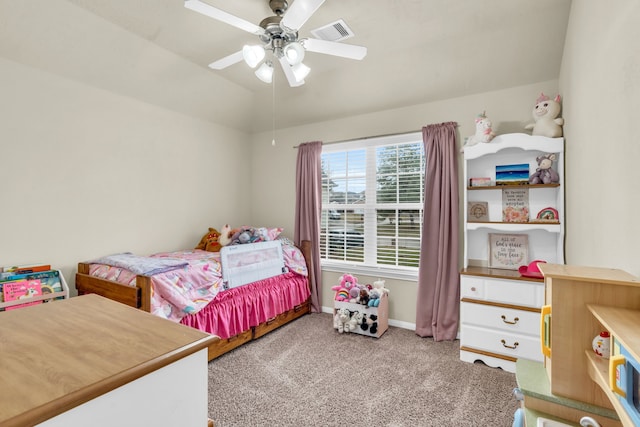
(524, 93, 564, 137)
(460, 111, 496, 152)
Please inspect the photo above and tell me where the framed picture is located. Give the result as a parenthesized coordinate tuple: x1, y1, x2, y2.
(467, 201, 489, 222)
(488, 233, 529, 270)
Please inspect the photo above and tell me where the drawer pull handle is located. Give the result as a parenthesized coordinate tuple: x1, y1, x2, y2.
(501, 315, 519, 325)
(501, 339, 519, 350)
(470, 286, 477, 292)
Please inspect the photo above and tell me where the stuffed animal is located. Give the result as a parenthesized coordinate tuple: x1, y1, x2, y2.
(195, 227, 222, 252)
(529, 153, 560, 184)
(219, 224, 234, 247)
(345, 311, 361, 333)
(524, 93, 564, 137)
(460, 111, 496, 152)
(334, 308, 351, 333)
(372, 279, 389, 296)
(358, 288, 370, 306)
(368, 289, 381, 307)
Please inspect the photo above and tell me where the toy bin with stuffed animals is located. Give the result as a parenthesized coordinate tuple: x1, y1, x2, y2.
(331, 275, 389, 338)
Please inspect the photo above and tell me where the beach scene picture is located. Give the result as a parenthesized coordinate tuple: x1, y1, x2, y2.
(495, 163, 530, 185)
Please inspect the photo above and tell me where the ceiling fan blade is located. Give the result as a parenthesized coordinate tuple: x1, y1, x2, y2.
(280, 0, 325, 31)
(208, 50, 244, 70)
(302, 38, 367, 60)
(278, 57, 305, 87)
(185, 0, 265, 35)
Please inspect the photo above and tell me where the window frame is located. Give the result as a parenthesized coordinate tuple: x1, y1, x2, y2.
(320, 131, 424, 280)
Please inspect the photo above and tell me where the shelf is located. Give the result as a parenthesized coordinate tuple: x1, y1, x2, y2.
(468, 183, 560, 190)
(585, 350, 635, 427)
(587, 304, 640, 370)
(463, 133, 564, 159)
(466, 222, 561, 232)
(461, 266, 543, 282)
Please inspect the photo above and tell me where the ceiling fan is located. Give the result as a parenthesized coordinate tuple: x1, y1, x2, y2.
(184, 0, 367, 87)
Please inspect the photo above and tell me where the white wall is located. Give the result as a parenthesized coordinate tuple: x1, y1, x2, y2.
(559, 1, 640, 277)
(0, 58, 251, 290)
(250, 80, 560, 324)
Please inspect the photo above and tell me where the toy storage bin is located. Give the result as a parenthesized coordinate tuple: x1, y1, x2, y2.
(333, 292, 388, 338)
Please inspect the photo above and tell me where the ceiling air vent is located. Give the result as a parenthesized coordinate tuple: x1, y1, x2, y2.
(310, 19, 354, 42)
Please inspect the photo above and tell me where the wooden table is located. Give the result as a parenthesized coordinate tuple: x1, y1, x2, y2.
(0, 294, 217, 427)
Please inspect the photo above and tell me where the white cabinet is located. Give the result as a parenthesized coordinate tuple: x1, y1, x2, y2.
(459, 133, 564, 372)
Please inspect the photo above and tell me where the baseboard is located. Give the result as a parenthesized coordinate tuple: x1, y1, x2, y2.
(321, 304, 416, 331)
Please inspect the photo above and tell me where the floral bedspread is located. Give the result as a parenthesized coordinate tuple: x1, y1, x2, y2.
(88, 239, 308, 322)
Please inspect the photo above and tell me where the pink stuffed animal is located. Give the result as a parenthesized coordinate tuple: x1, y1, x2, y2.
(331, 273, 359, 301)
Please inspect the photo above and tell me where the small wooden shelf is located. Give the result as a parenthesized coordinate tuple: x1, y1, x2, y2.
(467, 183, 560, 190)
(585, 304, 640, 427)
(461, 265, 543, 282)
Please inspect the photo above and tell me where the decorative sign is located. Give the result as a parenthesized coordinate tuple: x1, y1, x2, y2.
(502, 187, 529, 222)
(467, 202, 489, 222)
(488, 233, 529, 270)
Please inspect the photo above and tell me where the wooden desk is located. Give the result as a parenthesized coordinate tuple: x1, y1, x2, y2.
(0, 294, 217, 427)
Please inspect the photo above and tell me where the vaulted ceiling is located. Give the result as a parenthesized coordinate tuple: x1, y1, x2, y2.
(0, 0, 572, 132)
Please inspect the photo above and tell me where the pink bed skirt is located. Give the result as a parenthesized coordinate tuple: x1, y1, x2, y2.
(179, 272, 310, 339)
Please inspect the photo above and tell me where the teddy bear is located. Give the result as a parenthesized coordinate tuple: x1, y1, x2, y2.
(334, 308, 351, 333)
(529, 153, 560, 184)
(357, 288, 370, 306)
(460, 111, 496, 152)
(194, 227, 222, 252)
(524, 93, 564, 138)
(331, 273, 359, 302)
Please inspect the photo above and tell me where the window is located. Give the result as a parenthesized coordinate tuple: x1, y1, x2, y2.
(321, 132, 424, 274)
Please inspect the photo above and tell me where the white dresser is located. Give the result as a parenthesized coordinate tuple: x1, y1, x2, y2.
(460, 270, 544, 372)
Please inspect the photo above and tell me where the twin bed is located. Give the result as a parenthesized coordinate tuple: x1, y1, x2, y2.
(75, 238, 313, 360)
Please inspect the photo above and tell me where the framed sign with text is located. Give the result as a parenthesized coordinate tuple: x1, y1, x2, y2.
(488, 233, 529, 270)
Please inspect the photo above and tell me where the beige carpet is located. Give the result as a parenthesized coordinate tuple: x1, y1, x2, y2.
(208, 312, 518, 426)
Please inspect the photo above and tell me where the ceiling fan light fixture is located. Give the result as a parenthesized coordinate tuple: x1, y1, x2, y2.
(242, 44, 265, 68)
(283, 42, 305, 65)
(255, 61, 274, 83)
(292, 62, 310, 82)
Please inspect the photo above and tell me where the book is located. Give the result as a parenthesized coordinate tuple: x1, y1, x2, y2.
(1, 263, 51, 276)
(502, 187, 529, 222)
(3, 279, 43, 311)
(0, 270, 63, 303)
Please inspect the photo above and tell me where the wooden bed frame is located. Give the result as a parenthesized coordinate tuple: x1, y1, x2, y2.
(75, 240, 313, 361)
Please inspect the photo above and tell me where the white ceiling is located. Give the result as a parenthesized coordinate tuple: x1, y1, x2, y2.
(0, 0, 572, 133)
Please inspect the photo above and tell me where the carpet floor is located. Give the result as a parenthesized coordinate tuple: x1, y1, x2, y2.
(208, 312, 519, 427)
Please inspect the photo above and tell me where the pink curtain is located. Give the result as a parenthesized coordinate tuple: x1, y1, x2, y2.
(294, 141, 322, 312)
(415, 122, 460, 341)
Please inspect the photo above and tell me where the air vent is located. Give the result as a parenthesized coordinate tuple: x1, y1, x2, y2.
(310, 19, 354, 42)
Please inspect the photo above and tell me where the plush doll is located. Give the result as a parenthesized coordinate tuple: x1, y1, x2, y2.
(524, 93, 564, 137)
(194, 227, 222, 252)
(358, 288, 370, 306)
(219, 224, 234, 247)
(345, 311, 360, 333)
(529, 153, 560, 184)
(348, 286, 361, 303)
(334, 308, 351, 333)
(368, 289, 381, 307)
(460, 111, 496, 152)
(372, 279, 389, 296)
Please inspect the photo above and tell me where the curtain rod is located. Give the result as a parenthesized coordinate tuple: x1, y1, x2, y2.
(293, 125, 458, 148)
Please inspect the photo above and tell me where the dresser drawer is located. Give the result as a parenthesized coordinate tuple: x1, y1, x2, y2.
(460, 301, 540, 336)
(460, 324, 543, 362)
(460, 275, 544, 308)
